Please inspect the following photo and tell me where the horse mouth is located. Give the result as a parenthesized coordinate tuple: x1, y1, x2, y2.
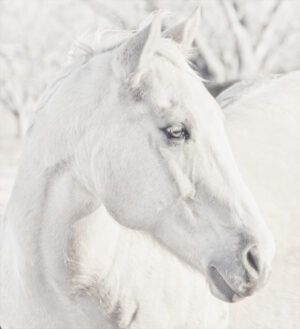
(208, 266, 243, 303)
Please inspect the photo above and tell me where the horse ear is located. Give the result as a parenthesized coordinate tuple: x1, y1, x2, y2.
(163, 7, 201, 49)
(114, 11, 162, 78)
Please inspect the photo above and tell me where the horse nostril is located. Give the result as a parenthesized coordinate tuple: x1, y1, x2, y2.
(245, 246, 260, 274)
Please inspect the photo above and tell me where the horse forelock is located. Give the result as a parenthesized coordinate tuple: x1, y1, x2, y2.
(68, 23, 196, 82)
(128, 38, 198, 92)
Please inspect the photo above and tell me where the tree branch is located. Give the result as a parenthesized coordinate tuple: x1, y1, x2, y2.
(194, 35, 227, 82)
(254, 1, 288, 67)
(218, 0, 256, 78)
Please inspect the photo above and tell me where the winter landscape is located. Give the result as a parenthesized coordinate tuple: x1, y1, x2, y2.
(0, 1, 300, 328)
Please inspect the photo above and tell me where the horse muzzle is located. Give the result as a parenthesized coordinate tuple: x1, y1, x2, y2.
(207, 244, 273, 303)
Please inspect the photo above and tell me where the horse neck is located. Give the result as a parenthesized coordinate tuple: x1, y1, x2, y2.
(71, 206, 228, 328)
(3, 151, 98, 284)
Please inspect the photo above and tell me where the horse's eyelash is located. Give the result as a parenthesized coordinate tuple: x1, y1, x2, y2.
(161, 125, 190, 141)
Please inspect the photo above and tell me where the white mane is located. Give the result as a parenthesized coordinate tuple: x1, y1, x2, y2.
(32, 26, 196, 128)
(67, 29, 131, 65)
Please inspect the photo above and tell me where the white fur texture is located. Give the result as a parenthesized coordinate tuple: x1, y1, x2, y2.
(218, 72, 300, 329)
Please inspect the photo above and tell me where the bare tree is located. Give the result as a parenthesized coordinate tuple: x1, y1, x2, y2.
(193, 0, 299, 83)
(0, 0, 300, 138)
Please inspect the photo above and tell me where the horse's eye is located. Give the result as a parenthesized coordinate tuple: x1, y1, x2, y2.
(163, 124, 189, 140)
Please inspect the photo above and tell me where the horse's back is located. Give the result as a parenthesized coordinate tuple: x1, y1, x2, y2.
(220, 71, 300, 329)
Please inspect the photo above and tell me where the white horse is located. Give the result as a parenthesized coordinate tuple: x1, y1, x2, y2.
(0, 11, 275, 329)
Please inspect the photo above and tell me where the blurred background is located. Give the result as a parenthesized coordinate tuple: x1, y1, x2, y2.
(0, 1, 300, 328)
(1, 0, 300, 140)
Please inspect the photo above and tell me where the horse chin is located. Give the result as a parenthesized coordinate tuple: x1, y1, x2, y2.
(208, 266, 244, 303)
